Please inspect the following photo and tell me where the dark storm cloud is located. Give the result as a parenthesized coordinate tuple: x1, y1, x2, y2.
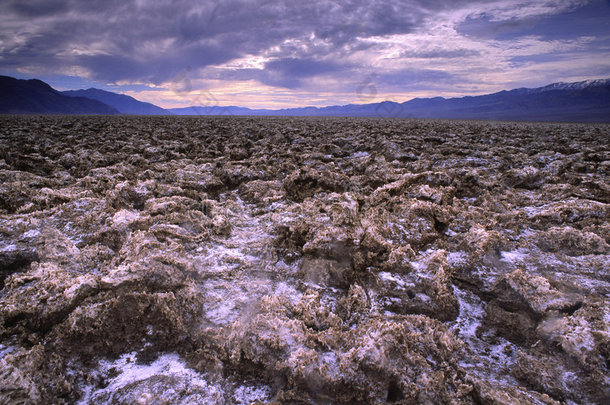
(8, 0, 70, 17)
(0, 0, 476, 84)
(457, 0, 610, 41)
(401, 49, 482, 59)
(261, 58, 344, 88)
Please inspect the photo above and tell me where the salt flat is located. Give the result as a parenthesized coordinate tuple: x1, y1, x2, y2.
(0, 116, 608, 404)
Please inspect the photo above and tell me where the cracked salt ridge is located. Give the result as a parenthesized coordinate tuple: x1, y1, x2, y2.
(500, 246, 610, 296)
(447, 248, 520, 385)
(197, 192, 302, 326)
(76, 352, 271, 405)
(76, 193, 295, 402)
(450, 285, 518, 386)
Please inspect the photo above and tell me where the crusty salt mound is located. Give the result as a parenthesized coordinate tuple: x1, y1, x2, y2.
(0, 116, 608, 404)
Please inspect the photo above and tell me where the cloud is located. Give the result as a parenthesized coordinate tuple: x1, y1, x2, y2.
(0, 0, 456, 84)
(401, 49, 481, 59)
(456, 0, 608, 40)
(7, 0, 71, 17)
(0, 0, 608, 108)
(261, 58, 344, 88)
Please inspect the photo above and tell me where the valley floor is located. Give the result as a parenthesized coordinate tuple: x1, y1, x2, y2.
(0, 116, 608, 404)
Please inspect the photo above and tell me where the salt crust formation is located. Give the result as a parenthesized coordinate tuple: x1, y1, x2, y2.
(0, 116, 608, 404)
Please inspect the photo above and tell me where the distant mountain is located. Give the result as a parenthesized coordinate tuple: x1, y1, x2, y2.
(62, 88, 170, 115)
(169, 78, 610, 122)
(0, 76, 119, 115)
(170, 105, 253, 115)
(392, 79, 610, 121)
(533, 78, 610, 92)
(2, 75, 609, 121)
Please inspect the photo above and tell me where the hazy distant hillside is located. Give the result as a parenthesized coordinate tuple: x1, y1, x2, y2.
(62, 88, 171, 115)
(169, 79, 610, 122)
(2, 75, 609, 121)
(396, 79, 610, 122)
(0, 76, 118, 115)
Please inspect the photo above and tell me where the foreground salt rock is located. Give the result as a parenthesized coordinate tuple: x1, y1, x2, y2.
(0, 116, 608, 404)
(229, 294, 469, 404)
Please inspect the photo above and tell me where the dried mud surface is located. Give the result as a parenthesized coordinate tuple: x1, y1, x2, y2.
(0, 115, 608, 404)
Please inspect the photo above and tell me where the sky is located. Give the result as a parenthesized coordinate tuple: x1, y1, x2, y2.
(1, 0, 609, 109)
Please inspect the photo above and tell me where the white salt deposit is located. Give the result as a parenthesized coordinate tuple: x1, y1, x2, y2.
(197, 192, 306, 327)
(0, 242, 17, 252)
(451, 285, 518, 385)
(446, 251, 468, 266)
(77, 352, 273, 405)
(0, 344, 16, 360)
(500, 250, 528, 264)
(232, 384, 272, 404)
(349, 151, 370, 159)
(112, 209, 141, 228)
(77, 353, 223, 404)
(20, 229, 41, 239)
(451, 285, 486, 340)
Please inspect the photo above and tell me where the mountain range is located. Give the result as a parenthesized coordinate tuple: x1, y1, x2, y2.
(62, 88, 170, 115)
(1, 75, 609, 122)
(0, 76, 118, 115)
(168, 79, 610, 122)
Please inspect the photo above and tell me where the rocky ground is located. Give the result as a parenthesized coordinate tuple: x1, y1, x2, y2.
(0, 115, 608, 404)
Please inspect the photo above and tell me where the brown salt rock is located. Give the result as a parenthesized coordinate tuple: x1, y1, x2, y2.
(484, 269, 584, 346)
(301, 224, 355, 276)
(0, 239, 38, 289)
(0, 262, 98, 335)
(513, 348, 610, 404)
(536, 226, 609, 256)
(0, 348, 43, 404)
(483, 302, 538, 346)
(31, 187, 95, 210)
(89, 373, 224, 405)
(52, 285, 203, 360)
(360, 198, 450, 256)
(366, 171, 453, 206)
(171, 163, 224, 193)
(461, 225, 505, 258)
(36, 227, 80, 266)
(106, 180, 153, 210)
(0, 344, 78, 404)
(103, 231, 195, 291)
(284, 168, 349, 201)
(502, 166, 543, 189)
(228, 293, 471, 404)
(536, 300, 610, 369)
(238, 180, 285, 205)
(295, 194, 362, 287)
(491, 269, 583, 316)
(218, 162, 266, 187)
(468, 377, 560, 405)
(291, 289, 343, 331)
(336, 284, 370, 324)
(528, 198, 609, 228)
(376, 250, 460, 322)
(144, 196, 211, 216)
(110, 209, 150, 233)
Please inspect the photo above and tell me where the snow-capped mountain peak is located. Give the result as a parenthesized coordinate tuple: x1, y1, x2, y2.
(538, 78, 610, 92)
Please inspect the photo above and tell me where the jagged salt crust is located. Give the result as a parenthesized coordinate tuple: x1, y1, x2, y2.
(0, 116, 608, 404)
